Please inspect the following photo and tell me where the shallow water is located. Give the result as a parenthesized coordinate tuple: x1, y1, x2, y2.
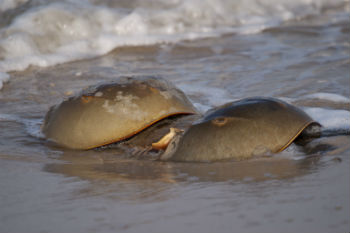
(1, 1, 350, 233)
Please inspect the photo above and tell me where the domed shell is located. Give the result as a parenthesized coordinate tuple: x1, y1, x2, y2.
(42, 76, 198, 149)
(162, 97, 320, 162)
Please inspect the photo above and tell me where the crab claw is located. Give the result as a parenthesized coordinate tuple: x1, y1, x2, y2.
(152, 128, 183, 150)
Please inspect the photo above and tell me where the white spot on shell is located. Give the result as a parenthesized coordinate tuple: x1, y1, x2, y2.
(114, 91, 140, 102)
(102, 100, 114, 113)
(160, 91, 172, 100)
(102, 92, 148, 121)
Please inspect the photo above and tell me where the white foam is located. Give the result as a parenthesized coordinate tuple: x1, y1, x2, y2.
(0, 0, 28, 11)
(24, 118, 45, 139)
(286, 93, 350, 134)
(0, 114, 44, 139)
(304, 107, 350, 134)
(301, 93, 350, 103)
(0, 72, 10, 89)
(180, 84, 350, 135)
(182, 87, 350, 134)
(0, 0, 347, 77)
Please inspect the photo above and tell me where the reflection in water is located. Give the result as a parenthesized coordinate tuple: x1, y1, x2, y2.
(42, 134, 350, 206)
(44, 143, 325, 185)
(44, 134, 349, 189)
(44, 152, 309, 202)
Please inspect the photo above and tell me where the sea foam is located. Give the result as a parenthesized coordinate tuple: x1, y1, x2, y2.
(0, 72, 9, 89)
(0, 0, 29, 12)
(302, 93, 350, 103)
(181, 80, 350, 135)
(0, 114, 44, 139)
(0, 0, 348, 89)
(304, 107, 350, 135)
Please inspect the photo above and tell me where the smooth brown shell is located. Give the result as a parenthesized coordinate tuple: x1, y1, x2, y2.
(42, 76, 198, 149)
(161, 97, 320, 162)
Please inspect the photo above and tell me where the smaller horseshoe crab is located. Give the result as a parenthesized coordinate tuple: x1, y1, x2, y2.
(160, 97, 321, 162)
(42, 76, 198, 149)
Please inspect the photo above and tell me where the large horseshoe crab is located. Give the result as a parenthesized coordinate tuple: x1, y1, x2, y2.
(42, 76, 198, 149)
(160, 97, 321, 162)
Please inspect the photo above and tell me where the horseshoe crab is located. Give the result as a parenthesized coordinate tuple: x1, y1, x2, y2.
(42, 76, 198, 149)
(160, 97, 321, 162)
